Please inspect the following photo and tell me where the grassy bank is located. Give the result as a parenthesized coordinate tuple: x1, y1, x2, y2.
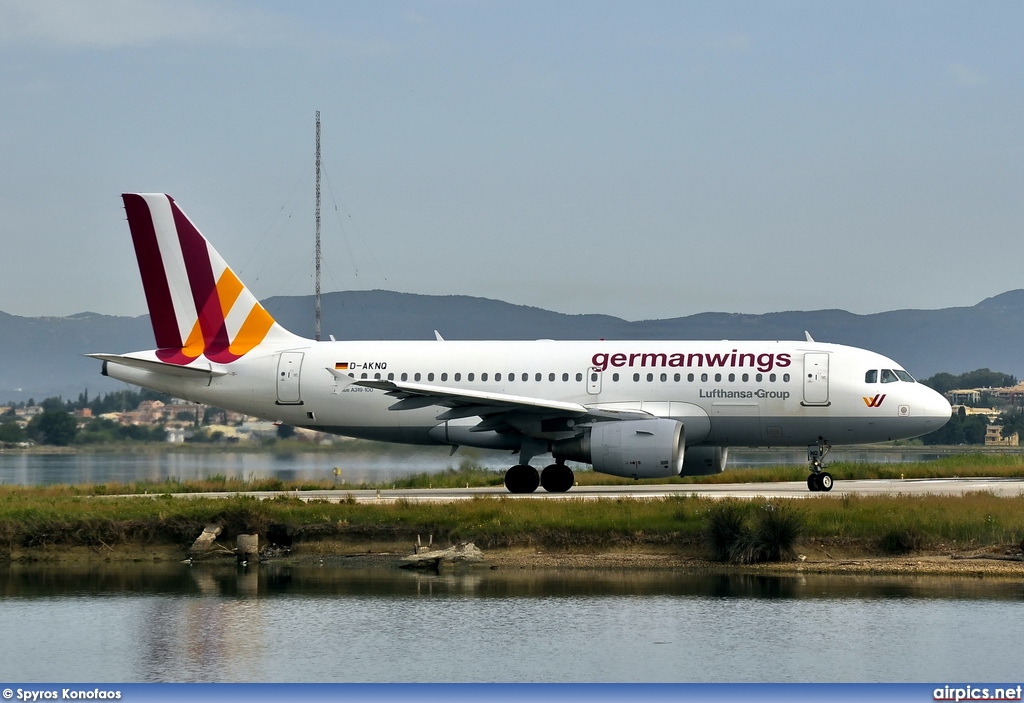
(3, 452, 1024, 565)
(1, 484, 1023, 564)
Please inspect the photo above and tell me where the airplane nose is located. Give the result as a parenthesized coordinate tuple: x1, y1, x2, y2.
(924, 386, 953, 422)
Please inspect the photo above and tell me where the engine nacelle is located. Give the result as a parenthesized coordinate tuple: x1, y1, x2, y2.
(681, 446, 729, 476)
(553, 418, 684, 479)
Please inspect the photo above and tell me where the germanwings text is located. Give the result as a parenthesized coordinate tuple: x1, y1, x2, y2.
(591, 350, 792, 374)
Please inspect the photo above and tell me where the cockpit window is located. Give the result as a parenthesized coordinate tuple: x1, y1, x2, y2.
(868, 368, 916, 384)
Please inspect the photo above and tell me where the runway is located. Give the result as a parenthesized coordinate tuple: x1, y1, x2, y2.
(160, 477, 1024, 503)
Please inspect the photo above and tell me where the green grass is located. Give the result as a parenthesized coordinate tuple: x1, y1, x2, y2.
(2, 451, 1024, 559)
(1, 485, 1023, 559)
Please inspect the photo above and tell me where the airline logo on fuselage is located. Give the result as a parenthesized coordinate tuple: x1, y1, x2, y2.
(863, 394, 887, 408)
(591, 350, 792, 374)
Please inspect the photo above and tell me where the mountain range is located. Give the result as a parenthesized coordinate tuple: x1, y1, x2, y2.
(4, 289, 1024, 403)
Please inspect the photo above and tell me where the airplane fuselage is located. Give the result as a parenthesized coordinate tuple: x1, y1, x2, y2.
(102, 337, 949, 451)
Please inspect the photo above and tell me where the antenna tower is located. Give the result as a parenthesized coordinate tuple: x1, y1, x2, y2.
(314, 111, 322, 341)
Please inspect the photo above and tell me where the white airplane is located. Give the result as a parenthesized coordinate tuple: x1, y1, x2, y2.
(90, 193, 952, 493)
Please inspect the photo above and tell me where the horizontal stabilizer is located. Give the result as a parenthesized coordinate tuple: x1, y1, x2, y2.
(86, 353, 225, 378)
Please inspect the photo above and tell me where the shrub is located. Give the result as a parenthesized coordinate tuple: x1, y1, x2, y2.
(703, 501, 803, 564)
(703, 501, 749, 562)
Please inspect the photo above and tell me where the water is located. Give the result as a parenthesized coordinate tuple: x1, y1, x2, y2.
(0, 448, 490, 486)
(0, 448, 949, 487)
(2, 563, 1022, 682)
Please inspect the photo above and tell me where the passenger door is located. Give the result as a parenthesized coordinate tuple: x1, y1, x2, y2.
(276, 352, 304, 405)
(802, 352, 830, 406)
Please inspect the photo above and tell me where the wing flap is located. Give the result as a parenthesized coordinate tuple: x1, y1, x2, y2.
(355, 379, 654, 423)
(355, 379, 589, 415)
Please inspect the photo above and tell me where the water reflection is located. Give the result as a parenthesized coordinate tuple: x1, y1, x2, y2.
(3, 562, 1024, 682)
(3, 561, 1023, 602)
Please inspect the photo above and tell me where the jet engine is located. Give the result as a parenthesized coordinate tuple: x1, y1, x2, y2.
(552, 418, 684, 479)
(681, 446, 729, 476)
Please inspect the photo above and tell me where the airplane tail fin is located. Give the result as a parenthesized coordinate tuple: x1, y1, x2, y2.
(122, 193, 300, 365)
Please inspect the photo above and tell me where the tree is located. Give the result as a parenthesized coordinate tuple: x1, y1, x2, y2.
(40, 396, 65, 413)
(26, 410, 78, 446)
(997, 409, 1024, 441)
(276, 423, 296, 439)
(920, 369, 1018, 396)
(0, 420, 26, 443)
(921, 406, 989, 445)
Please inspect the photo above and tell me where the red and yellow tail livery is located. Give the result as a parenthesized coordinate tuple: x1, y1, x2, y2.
(122, 193, 293, 365)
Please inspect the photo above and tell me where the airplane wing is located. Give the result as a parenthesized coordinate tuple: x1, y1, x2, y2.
(353, 379, 651, 425)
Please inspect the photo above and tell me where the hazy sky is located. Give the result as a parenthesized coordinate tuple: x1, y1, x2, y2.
(2, 1, 1022, 322)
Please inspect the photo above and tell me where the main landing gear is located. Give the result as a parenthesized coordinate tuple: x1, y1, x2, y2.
(806, 437, 834, 492)
(504, 461, 575, 494)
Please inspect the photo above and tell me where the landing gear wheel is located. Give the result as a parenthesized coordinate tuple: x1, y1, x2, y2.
(806, 472, 834, 492)
(818, 472, 833, 492)
(540, 464, 575, 493)
(504, 464, 540, 494)
(806, 437, 834, 492)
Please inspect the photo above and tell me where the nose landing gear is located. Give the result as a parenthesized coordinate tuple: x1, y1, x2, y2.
(806, 438, 833, 492)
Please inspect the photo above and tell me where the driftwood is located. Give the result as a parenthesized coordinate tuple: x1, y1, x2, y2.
(951, 553, 1024, 562)
(188, 524, 223, 557)
(400, 542, 485, 571)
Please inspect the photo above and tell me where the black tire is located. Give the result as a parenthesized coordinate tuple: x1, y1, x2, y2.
(541, 464, 575, 493)
(819, 472, 834, 492)
(504, 464, 540, 493)
(807, 474, 820, 492)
